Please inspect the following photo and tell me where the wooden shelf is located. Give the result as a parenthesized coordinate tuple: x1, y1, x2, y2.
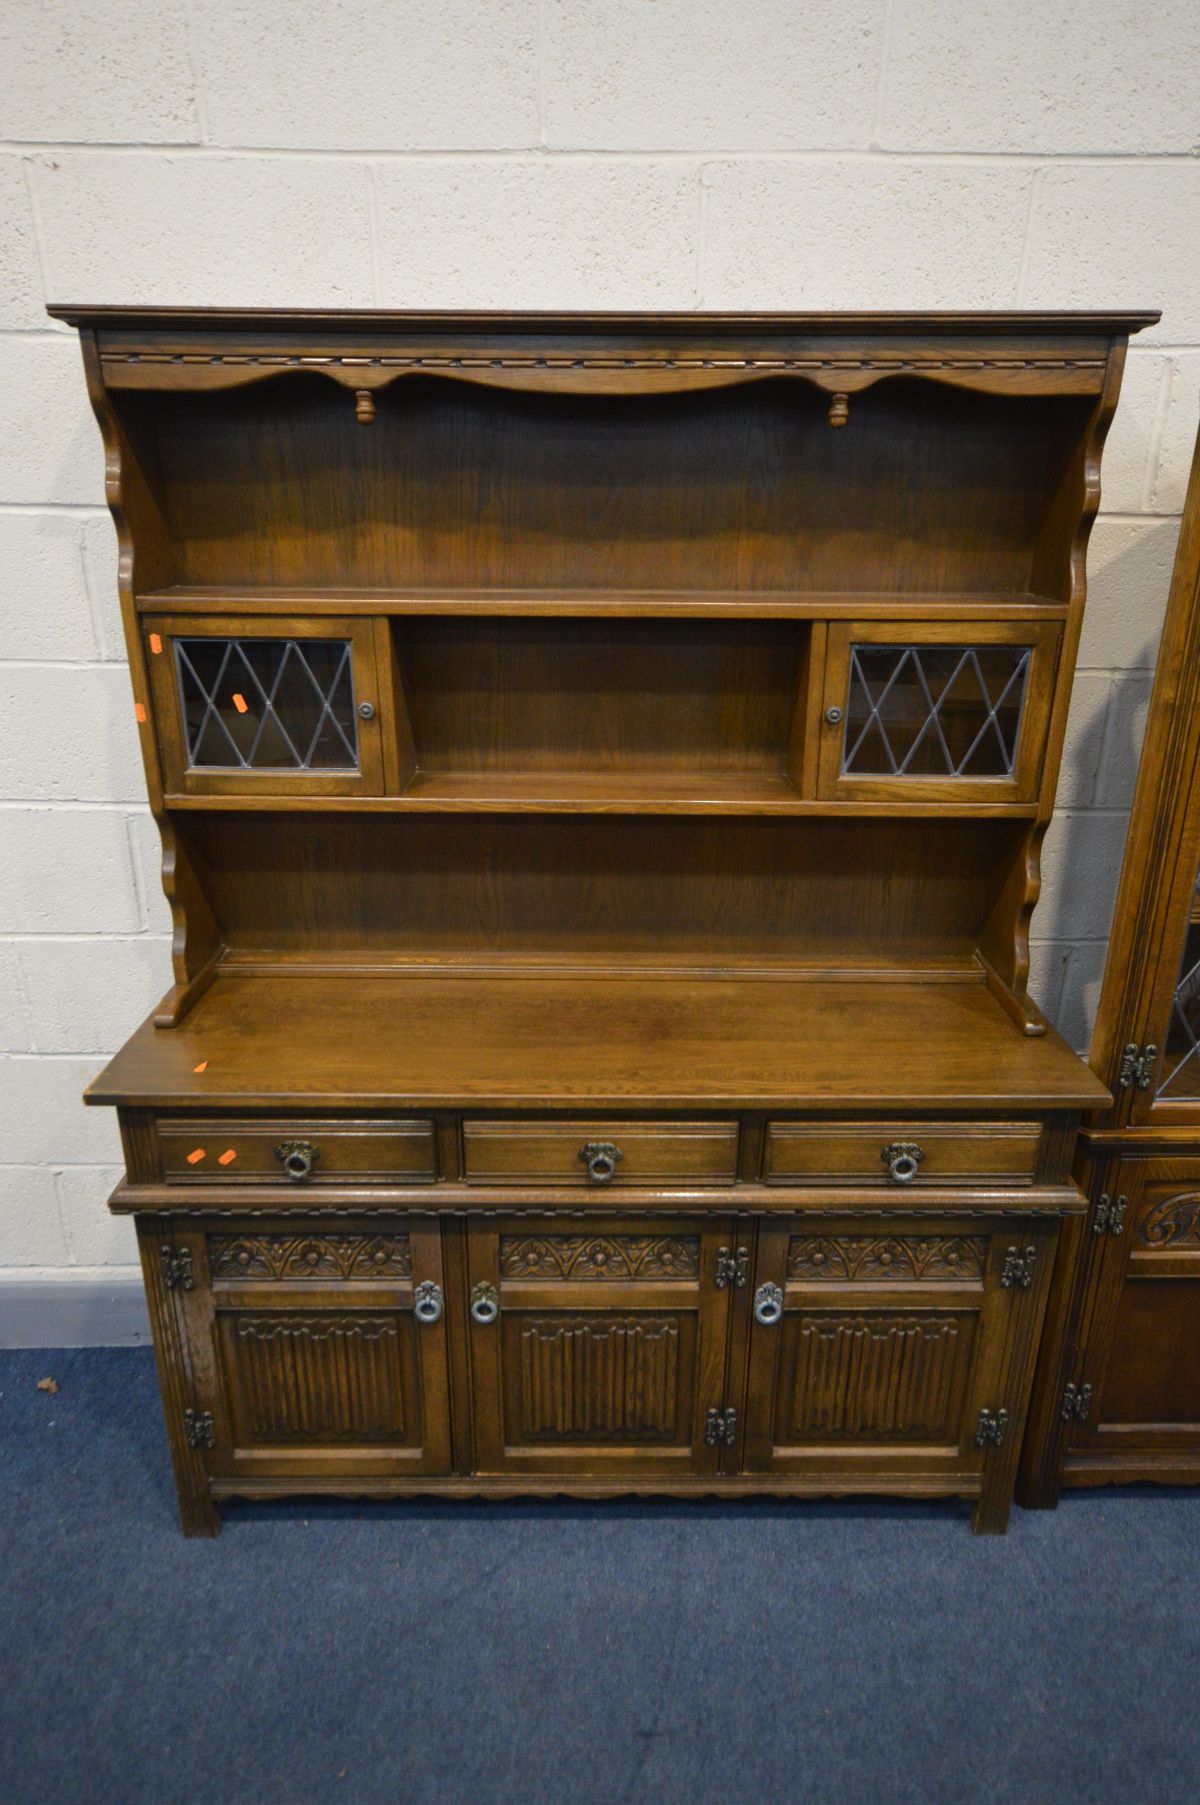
(86, 969, 1110, 1113)
(137, 585, 1069, 622)
(163, 784, 1039, 818)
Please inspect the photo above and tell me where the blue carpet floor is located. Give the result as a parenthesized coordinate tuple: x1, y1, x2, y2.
(2, 1347, 1198, 1805)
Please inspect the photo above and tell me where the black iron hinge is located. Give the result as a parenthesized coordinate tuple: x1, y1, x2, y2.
(159, 1244, 195, 1291)
(974, 1407, 1008, 1449)
(1092, 1193, 1128, 1237)
(714, 1245, 749, 1289)
(1000, 1244, 1037, 1290)
(183, 1408, 214, 1450)
(1118, 1042, 1157, 1091)
(1060, 1382, 1093, 1424)
(704, 1405, 738, 1447)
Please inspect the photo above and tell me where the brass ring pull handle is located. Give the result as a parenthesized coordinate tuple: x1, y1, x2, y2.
(413, 1280, 444, 1326)
(579, 1141, 623, 1185)
(882, 1141, 924, 1185)
(753, 1282, 784, 1326)
(275, 1139, 318, 1182)
(470, 1281, 500, 1325)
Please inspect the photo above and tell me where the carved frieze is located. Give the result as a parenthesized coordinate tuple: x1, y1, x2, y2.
(500, 1234, 700, 1281)
(209, 1233, 413, 1281)
(786, 1235, 987, 1282)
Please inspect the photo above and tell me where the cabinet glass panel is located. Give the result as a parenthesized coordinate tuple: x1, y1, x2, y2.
(816, 621, 1056, 804)
(176, 637, 359, 772)
(1157, 869, 1200, 1102)
(842, 644, 1030, 779)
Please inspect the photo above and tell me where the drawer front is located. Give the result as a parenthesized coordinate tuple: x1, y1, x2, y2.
(762, 1121, 1041, 1187)
(462, 1119, 739, 1187)
(158, 1118, 437, 1184)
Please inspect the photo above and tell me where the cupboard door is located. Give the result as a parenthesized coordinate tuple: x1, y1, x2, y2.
(815, 620, 1058, 804)
(144, 614, 386, 796)
(466, 1216, 735, 1477)
(171, 1218, 452, 1485)
(1065, 1159, 1200, 1474)
(742, 1216, 1053, 1523)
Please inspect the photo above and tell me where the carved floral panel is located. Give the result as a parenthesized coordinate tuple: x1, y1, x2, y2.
(500, 1235, 700, 1281)
(210, 1233, 413, 1282)
(786, 1235, 987, 1283)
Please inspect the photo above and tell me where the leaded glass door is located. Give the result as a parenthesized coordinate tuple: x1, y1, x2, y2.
(145, 615, 386, 796)
(816, 621, 1059, 804)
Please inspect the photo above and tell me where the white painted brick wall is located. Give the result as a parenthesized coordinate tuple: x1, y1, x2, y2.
(0, 0, 1196, 1301)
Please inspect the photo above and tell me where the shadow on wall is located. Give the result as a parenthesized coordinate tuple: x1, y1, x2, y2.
(1032, 521, 1184, 1053)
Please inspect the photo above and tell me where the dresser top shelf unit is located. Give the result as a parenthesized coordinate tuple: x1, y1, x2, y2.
(63, 305, 1154, 1110)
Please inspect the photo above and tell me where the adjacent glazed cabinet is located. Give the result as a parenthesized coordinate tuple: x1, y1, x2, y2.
(1020, 423, 1200, 1503)
(54, 305, 1155, 1535)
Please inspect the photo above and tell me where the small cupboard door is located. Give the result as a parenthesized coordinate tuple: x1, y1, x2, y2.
(171, 1218, 452, 1484)
(741, 1216, 1054, 1521)
(144, 614, 386, 796)
(465, 1216, 736, 1477)
(816, 620, 1059, 804)
(1065, 1159, 1200, 1471)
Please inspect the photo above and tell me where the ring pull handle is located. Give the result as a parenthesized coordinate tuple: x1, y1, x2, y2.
(275, 1139, 318, 1183)
(413, 1280, 444, 1326)
(578, 1141, 623, 1185)
(882, 1141, 924, 1185)
(470, 1281, 500, 1325)
(753, 1282, 783, 1327)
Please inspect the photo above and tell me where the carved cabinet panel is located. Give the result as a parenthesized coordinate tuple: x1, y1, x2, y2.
(1061, 1158, 1200, 1476)
(159, 1218, 452, 1487)
(741, 1217, 1055, 1524)
(464, 1216, 735, 1476)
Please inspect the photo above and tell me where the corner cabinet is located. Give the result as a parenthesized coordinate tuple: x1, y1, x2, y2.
(1021, 423, 1200, 1502)
(52, 305, 1156, 1535)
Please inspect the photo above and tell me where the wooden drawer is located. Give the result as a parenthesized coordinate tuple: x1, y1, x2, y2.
(462, 1119, 739, 1186)
(158, 1118, 437, 1184)
(762, 1121, 1041, 1187)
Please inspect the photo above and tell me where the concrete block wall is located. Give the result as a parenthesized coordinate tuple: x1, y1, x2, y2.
(1, 0, 1197, 1327)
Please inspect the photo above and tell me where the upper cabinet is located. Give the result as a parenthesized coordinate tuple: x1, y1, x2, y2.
(1087, 425, 1200, 1125)
(144, 615, 387, 797)
(54, 309, 1155, 1019)
(815, 619, 1059, 804)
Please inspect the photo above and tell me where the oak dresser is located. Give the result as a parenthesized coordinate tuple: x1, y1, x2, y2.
(50, 306, 1156, 1534)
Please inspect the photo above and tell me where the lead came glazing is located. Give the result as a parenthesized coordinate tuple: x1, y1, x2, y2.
(842, 643, 1031, 779)
(175, 637, 359, 771)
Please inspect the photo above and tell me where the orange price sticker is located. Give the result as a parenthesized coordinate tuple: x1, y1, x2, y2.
(231, 692, 248, 714)
(192, 1060, 208, 1074)
(134, 702, 146, 724)
(148, 633, 163, 654)
(186, 1148, 206, 1165)
(218, 1149, 238, 1167)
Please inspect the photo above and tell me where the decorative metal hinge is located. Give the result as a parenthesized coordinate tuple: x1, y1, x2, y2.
(704, 1405, 738, 1447)
(183, 1408, 214, 1450)
(1000, 1244, 1037, 1290)
(1118, 1042, 1157, 1091)
(714, 1245, 749, 1289)
(1060, 1382, 1093, 1424)
(974, 1407, 1008, 1449)
(159, 1244, 194, 1291)
(1092, 1193, 1128, 1237)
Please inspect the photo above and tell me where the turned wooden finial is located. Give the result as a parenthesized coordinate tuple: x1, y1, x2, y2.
(828, 392, 849, 428)
(355, 388, 375, 424)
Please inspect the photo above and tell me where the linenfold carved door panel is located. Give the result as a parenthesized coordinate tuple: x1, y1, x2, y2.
(465, 1216, 735, 1477)
(741, 1215, 1054, 1523)
(171, 1218, 452, 1483)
